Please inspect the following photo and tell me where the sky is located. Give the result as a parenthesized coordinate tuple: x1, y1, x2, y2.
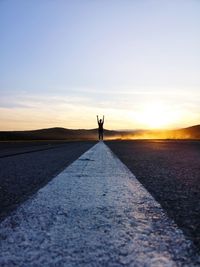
(0, 0, 200, 130)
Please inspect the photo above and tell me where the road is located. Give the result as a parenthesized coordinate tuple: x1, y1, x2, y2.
(0, 140, 199, 266)
(0, 142, 199, 266)
(106, 140, 200, 251)
(0, 141, 96, 220)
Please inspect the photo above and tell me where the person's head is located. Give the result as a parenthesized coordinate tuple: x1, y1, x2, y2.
(100, 119, 102, 123)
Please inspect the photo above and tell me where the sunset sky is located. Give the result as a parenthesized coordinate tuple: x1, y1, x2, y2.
(1, 1, 200, 130)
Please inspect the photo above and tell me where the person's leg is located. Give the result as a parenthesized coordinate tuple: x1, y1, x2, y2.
(99, 131, 103, 140)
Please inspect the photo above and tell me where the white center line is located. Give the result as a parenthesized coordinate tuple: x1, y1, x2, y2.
(0, 142, 199, 266)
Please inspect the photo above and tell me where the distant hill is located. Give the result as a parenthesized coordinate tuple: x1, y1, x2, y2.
(175, 125, 200, 139)
(0, 127, 120, 141)
(118, 125, 200, 140)
(122, 125, 200, 140)
(0, 125, 199, 141)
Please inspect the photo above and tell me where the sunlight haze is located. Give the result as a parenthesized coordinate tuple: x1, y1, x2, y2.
(0, 1, 200, 130)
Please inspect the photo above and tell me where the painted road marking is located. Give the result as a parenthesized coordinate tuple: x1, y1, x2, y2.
(0, 142, 199, 266)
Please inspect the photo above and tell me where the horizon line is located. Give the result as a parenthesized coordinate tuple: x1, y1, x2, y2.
(0, 124, 199, 132)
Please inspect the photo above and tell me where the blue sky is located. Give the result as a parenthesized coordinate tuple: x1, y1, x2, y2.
(0, 0, 200, 130)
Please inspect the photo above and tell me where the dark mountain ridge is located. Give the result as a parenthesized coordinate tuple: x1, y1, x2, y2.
(0, 125, 199, 141)
(0, 127, 119, 141)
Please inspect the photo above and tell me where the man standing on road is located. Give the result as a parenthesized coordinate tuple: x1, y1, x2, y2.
(97, 115, 104, 141)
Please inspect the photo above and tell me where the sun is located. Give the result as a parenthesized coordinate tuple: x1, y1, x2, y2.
(136, 103, 176, 129)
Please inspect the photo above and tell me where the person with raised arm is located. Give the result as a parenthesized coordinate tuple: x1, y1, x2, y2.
(96, 115, 104, 141)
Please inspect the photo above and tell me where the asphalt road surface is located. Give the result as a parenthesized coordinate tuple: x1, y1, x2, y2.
(1, 142, 199, 266)
(0, 141, 96, 220)
(0, 140, 200, 263)
(106, 140, 200, 252)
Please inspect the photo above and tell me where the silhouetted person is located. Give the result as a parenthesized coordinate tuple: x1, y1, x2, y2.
(97, 115, 104, 140)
